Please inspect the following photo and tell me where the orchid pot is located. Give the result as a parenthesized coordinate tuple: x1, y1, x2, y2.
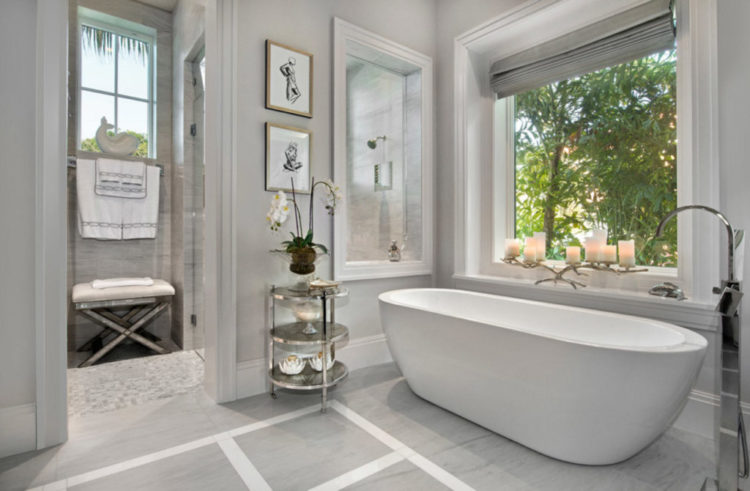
(266, 177, 342, 277)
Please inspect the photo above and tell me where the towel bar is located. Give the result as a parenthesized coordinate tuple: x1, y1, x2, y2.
(67, 156, 164, 177)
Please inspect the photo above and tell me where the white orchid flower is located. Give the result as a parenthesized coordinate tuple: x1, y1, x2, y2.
(317, 178, 343, 215)
(267, 191, 291, 231)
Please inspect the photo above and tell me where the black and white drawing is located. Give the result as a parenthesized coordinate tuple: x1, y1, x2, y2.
(266, 40, 313, 118)
(283, 141, 303, 172)
(279, 57, 301, 103)
(266, 123, 311, 193)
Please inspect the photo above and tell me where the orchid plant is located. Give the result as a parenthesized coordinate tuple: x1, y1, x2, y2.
(266, 178, 342, 255)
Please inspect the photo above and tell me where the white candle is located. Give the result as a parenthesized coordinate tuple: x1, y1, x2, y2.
(533, 232, 546, 261)
(602, 245, 617, 264)
(618, 240, 636, 268)
(584, 239, 601, 263)
(523, 244, 537, 263)
(523, 237, 537, 263)
(504, 238, 521, 258)
(592, 229, 607, 243)
(565, 246, 581, 264)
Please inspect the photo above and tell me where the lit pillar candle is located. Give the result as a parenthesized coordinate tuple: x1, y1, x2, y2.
(618, 240, 636, 268)
(602, 245, 617, 264)
(533, 232, 546, 261)
(523, 238, 537, 263)
(565, 246, 581, 264)
(504, 238, 521, 258)
(584, 239, 601, 263)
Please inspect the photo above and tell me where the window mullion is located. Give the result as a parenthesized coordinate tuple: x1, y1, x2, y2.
(114, 34, 119, 133)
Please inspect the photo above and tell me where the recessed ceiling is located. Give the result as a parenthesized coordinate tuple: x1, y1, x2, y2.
(135, 0, 179, 12)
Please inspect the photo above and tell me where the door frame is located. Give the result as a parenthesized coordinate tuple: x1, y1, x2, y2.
(34, 0, 239, 450)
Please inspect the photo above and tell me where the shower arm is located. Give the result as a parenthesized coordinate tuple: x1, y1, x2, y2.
(655, 205, 737, 285)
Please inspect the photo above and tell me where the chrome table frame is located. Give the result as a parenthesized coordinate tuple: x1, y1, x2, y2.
(74, 296, 170, 367)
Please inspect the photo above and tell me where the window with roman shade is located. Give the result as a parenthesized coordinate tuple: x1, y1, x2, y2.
(489, 0, 675, 98)
(489, 0, 678, 269)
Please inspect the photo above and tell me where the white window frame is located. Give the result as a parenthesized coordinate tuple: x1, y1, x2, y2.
(332, 18, 434, 281)
(453, 0, 720, 303)
(77, 7, 157, 158)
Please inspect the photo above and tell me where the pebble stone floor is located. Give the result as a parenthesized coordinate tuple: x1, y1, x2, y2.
(0, 363, 717, 491)
(67, 349, 205, 417)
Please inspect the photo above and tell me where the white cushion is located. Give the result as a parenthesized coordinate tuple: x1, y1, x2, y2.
(73, 279, 175, 304)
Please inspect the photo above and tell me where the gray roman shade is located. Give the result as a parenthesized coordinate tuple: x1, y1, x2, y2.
(490, 0, 675, 98)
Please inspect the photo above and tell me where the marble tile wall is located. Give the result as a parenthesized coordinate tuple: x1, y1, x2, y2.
(66, 0, 174, 351)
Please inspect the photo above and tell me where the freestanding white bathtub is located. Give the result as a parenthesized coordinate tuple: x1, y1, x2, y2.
(378, 288, 707, 465)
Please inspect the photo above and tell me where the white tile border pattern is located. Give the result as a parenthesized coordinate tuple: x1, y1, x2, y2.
(26, 401, 473, 491)
(329, 401, 476, 491)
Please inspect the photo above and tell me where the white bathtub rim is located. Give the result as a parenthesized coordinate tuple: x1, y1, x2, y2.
(379, 288, 707, 353)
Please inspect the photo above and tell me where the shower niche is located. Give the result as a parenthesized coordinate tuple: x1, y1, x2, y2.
(333, 19, 433, 280)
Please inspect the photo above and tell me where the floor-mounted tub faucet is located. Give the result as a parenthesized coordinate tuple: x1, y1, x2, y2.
(655, 205, 745, 491)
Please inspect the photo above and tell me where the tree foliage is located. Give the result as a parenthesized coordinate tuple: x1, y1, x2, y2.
(514, 50, 677, 266)
(81, 25, 148, 62)
(80, 130, 149, 158)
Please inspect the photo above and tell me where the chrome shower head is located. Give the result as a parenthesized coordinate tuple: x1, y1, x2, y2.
(367, 135, 387, 149)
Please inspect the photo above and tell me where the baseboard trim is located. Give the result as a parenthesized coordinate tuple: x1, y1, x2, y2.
(673, 389, 750, 440)
(0, 403, 37, 459)
(236, 334, 393, 400)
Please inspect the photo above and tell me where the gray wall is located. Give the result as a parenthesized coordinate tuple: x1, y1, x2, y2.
(235, 0, 437, 363)
(434, 0, 524, 288)
(0, 0, 38, 411)
(717, 0, 750, 408)
(66, 0, 175, 351)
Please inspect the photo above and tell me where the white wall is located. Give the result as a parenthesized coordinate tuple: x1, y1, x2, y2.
(0, 0, 39, 457)
(434, 0, 524, 288)
(717, 0, 750, 406)
(234, 0, 437, 364)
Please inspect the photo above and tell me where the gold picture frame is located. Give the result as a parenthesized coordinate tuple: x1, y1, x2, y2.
(265, 122, 312, 194)
(266, 40, 313, 118)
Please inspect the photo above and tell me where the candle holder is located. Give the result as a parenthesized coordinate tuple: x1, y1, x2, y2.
(502, 257, 648, 289)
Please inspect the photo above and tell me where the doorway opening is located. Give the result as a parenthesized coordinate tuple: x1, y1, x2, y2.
(65, 0, 207, 418)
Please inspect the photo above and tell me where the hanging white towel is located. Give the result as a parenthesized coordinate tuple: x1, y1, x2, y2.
(122, 165, 160, 239)
(77, 159, 123, 240)
(95, 158, 146, 198)
(92, 277, 154, 289)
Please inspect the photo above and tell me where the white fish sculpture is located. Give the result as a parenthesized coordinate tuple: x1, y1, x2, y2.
(95, 117, 139, 156)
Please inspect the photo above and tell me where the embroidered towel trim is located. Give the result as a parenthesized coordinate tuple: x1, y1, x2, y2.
(95, 158, 147, 198)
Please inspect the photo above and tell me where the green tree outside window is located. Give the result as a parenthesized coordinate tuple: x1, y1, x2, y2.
(513, 49, 676, 267)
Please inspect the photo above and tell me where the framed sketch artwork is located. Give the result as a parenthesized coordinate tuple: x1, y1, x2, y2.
(266, 40, 313, 118)
(266, 123, 311, 194)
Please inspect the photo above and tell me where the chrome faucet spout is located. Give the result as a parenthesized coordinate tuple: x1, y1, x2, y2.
(655, 205, 736, 283)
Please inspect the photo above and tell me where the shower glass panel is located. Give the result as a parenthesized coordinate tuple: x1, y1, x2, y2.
(345, 54, 422, 263)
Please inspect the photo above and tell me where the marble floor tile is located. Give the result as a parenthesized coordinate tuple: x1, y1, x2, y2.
(0, 446, 60, 491)
(0, 362, 718, 491)
(343, 460, 450, 490)
(68, 443, 245, 491)
(56, 390, 220, 480)
(233, 411, 392, 491)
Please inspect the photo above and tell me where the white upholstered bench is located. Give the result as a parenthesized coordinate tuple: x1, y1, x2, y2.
(72, 280, 175, 367)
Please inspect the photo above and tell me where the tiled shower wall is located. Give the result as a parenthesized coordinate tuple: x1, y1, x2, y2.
(66, 0, 175, 352)
(345, 57, 423, 262)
